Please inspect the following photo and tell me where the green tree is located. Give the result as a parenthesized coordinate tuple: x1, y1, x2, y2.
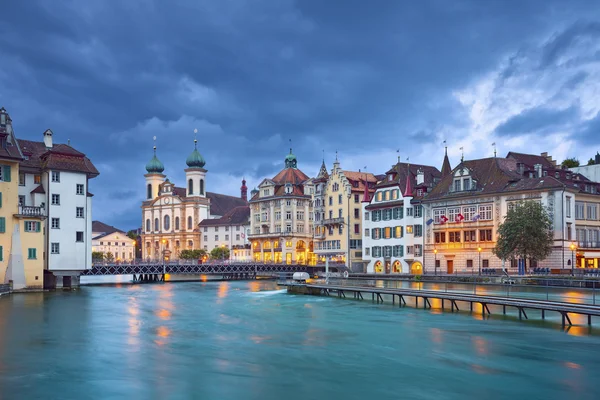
(126, 230, 138, 240)
(105, 252, 115, 262)
(587, 158, 595, 166)
(92, 252, 104, 261)
(493, 200, 554, 271)
(561, 157, 580, 168)
(210, 247, 230, 260)
(179, 249, 207, 259)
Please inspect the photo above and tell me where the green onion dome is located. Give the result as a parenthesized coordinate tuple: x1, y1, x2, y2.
(146, 147, 165, 173)
(186, 140, 206, 168)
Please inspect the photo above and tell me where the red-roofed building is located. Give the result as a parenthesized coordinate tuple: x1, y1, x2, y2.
(249, 149, 316, 265)
(141, 138, 247, 260)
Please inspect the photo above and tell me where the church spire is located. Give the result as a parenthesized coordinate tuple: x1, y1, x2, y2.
(317, 152, 328, 179)
(441, 141, 451, 176)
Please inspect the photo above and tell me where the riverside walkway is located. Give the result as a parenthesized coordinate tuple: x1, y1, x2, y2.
(280, 280, 600, 327)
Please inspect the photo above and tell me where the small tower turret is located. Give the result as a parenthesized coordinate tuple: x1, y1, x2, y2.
(185, 130, 207, 198)
(241, 178, 248, 201)
(145, 140, 166, 200)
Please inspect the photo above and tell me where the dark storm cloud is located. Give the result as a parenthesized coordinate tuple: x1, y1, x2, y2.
(1, 0, 599, 228)
(495, 106, 578, 137)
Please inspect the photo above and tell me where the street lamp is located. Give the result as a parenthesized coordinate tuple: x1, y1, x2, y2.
(477, 247, 482, 276)
(434, 249, 438, 276)
(570, 243, 577, 276)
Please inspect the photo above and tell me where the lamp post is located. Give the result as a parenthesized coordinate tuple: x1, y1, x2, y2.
(434, 249, 438, 276)
(477, 247, 482, 276)
(570, 243, 577, 276)
(161, 239, 167, 277)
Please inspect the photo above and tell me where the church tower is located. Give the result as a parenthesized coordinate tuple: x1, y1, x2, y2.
(185, 136, 207, 198)
(144, 144, 166, 200)
(241, 178, 248, 201)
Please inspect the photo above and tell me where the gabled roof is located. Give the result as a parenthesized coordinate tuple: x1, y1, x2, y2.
(199, 206, 250, 227)
(92, 221, 124, 235)
(31, 185, 45, 194)
(207, 192, 248, 217)
(18, 139, 99, 177)
(377, 162, 441, 198)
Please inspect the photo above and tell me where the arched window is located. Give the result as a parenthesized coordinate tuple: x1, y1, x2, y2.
(147, 184, 152, 199)
(188, 240, 194, 249)
(146, 219, 151, 232)
(188, 179, 194, 195)
(164, 215, 170, 231)
(200, 179, 204, 195)
(188, 216, 193, 230)
(154, 218, 159, 231)
(175, 217, 180, 230)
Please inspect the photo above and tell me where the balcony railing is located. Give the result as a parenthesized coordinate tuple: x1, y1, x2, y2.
(323, 217, 345, 226)
(16, 205, 45, 217)
(578, 241, 600, 249)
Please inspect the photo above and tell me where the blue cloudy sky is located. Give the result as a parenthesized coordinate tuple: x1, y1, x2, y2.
(1, 0, 600, 230)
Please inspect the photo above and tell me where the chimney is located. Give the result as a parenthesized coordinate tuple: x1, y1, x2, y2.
(595, 152, 600, 165)
(43, 129, 53, 149)
(534, 163, 542, 178)
(240, 178, 248, 202)
(416, 168, 424, 185)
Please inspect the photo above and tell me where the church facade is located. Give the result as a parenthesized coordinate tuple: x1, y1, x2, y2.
(140, 138, 247, 260)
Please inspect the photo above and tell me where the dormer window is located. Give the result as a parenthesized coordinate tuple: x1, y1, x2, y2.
(388, 174, 393, 181)
(263, 188, 270, 196)
(555, 172, 560, 179)
(566, 173, 572, 180)
(453, 176, 473, 192)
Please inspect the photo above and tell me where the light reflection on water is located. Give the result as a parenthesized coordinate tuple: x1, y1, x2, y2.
(0, 281, 599, 399)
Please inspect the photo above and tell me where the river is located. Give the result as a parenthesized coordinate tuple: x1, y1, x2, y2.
(1, 280, 599, 399)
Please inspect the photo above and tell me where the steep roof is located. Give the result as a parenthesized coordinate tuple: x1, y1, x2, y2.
(271, 167, 310, 185)
(378, 162, 441, 198)
(441, 151, 451, 176)
(92, 221, 124, 235)
(199, 206, 250, 226)
(207, 192, 248, 217)
(18, 139, 99, 177)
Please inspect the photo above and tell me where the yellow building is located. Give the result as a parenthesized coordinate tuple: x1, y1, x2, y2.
(575, 192, 600, 269)
(314, 157, 376, 270)
(0, 107, 45, 291)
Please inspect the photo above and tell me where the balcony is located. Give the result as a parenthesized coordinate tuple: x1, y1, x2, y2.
(314, 232, 325, 239)
(323, 217, 345, 226)
(15, 205, 46, 218)
(578, 241, 600, 249)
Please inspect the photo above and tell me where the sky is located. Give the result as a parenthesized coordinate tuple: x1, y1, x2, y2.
(1, 0, 600, 230)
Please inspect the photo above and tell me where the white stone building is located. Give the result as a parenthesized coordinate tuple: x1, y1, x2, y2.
(91, 221, 136, 261)
(18, 130, 98, 288)
(362, 161, 441, 274)
(199, 206, 251, 261)
(140, 138, 247, 260)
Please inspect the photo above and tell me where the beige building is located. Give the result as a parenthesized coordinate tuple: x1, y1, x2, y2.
(249, 150, 316, 264)
(91, 221, 136, 261)
(314, 157, 376, 270)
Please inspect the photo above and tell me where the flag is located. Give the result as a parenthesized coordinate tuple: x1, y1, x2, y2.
(241, 233, 246, 238)
(426, 218, 434, 225)
(455, 213, 465, 223)
(440, 215, 449, 224)
(472, 214, 481, 222)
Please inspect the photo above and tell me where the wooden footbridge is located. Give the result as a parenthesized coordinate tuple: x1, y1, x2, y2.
(281, 281, 600, 328)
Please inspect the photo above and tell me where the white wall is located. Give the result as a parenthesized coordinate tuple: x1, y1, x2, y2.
(201, 223, 249, 251)
(92, 232, 136, 261)
(571, 165, 600, 183)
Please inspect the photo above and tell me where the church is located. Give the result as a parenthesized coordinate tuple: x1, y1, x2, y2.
(141, 137, 247, 260)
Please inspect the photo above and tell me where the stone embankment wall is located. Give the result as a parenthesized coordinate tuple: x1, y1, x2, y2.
(0, 283, 10, 295)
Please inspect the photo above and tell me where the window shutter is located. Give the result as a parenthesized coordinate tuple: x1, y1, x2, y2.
(36, 222, 41, 232)
(2, 165, 11, 182)
(0, 217, 5, 233)
(0, 192, 2, 208)
(0, 245, 3, 261)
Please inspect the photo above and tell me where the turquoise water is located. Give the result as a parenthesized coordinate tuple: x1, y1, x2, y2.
(1, 281, 599, 400)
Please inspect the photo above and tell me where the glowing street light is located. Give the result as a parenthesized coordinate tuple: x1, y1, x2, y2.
(477, 247, 482, 276)
(570, 243, 577, 276)
(434, 249, 438, 276)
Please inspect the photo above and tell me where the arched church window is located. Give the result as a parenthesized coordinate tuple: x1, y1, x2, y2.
(146, 219, 151, 232)
(164, 215, 170, 231)
(147, 184, 152, 199)
(188, 179, 194, 195)
(154, 218, 159, 231)
(188, 216, 193, 230)
(175, 217, 180, 230)
(188, 240, 194, 249)
(200, 179, 204, 195)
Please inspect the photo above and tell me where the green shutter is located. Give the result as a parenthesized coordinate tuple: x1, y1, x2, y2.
(0, 246, 3, 261)
(0, 192, 2, 208)
(0, 217, 5, 233)
(36, 222, 41, 232)
(2, 165, 11, 182)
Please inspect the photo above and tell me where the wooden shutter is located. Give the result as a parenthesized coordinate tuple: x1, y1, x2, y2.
(0, 217, 5, 233)
(2, 165, 10, 182)
(0, 192, 2, 208)
(0, 245, 2, 261)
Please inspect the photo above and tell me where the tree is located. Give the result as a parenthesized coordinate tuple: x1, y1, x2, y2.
(561, 157, 580, 168)
(105, 252, 115, 262)
(493, 200, 554, 271)
(92, 252, 104, 261)
(588, 158, 595, 166)
(126, 230, 138, 240)
(210, 247, 230, 260)
(179, 249, 207, 259)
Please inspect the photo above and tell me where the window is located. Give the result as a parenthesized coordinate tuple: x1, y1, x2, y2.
(328, 196, 333, 206)
(393, 207, 403, 219)
(77, 207, 84, 218)
(463, 206, 476, 222)
(24, 221, 40, 232)
(414, 225, 423, 237)
(384, 246, 392, 257)
(365, 211, 370, 220)
(76, 232, 84, 242)
(338, 194, 343, 204)
(575, 202, 585, 220)
(215, 235, 219, 241)
(383, 209, 392, 221)
(434, 232, 446, 244)
(51, 194, 60, 205)
(372, 210, 381, 221)
(365, 247, 370, 256)
(463, 178, 471, 191)
(203, 235, 208, 242)
(364, 228, 370, 237)
(354, 194, 360, 203)
(433, 209, 445, 224)
(188, 216, 193, 230)
(406, 207, 413, 217)
(225, 235, 229, 240)
(164, 215, 170, 231)
(215, 227, 219, 232)
(354, 224, 360, 234)
(482, 259, 489, 269)
(175, 217, 180, 230)
(19, 173, 25, 186)
(286, 211, 292, 220)
(154, 218, 159, 231)
(588, 204, 598, 221)
(447, 207, 460, 223)
(454, 179, 461, 192)
(28, 248, 37, 259)
(464, 230, 476, 242)
(372, 228, 381, 240)
(146, 219, 151, 232)
(480, 229, 493, 242)
(34, 175, 41, 184)
(147, 184, 152, 199)
(51, 171, 60, 182)
(51, 218, 60, 229)
(188, 179, 194, 195)
(479, 205, 492, 221)
(414, 205, 422, 218)
(236, 234, 240, 240)
(297, 211, 304, 220)
(393, 245, 404, 257)
(51, 243, 60, 254)
(383, 227, 392, 239)
(394, 226, 403, 238)
(338, 209, 343, 218)
(466, 259, 473, 268)
(76, 184, 84, 195)
(448, 232, 461, 243)
(225, 226, 229, 232)
(354, 208, 360, 218)
(19, 195, 25, 206)
(566, 196, 572, 218)
(298, 224, 305, 233)
(200, 179, 204, 195)
(188, 240, 194, 248)
(372, 246, 382, 257)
